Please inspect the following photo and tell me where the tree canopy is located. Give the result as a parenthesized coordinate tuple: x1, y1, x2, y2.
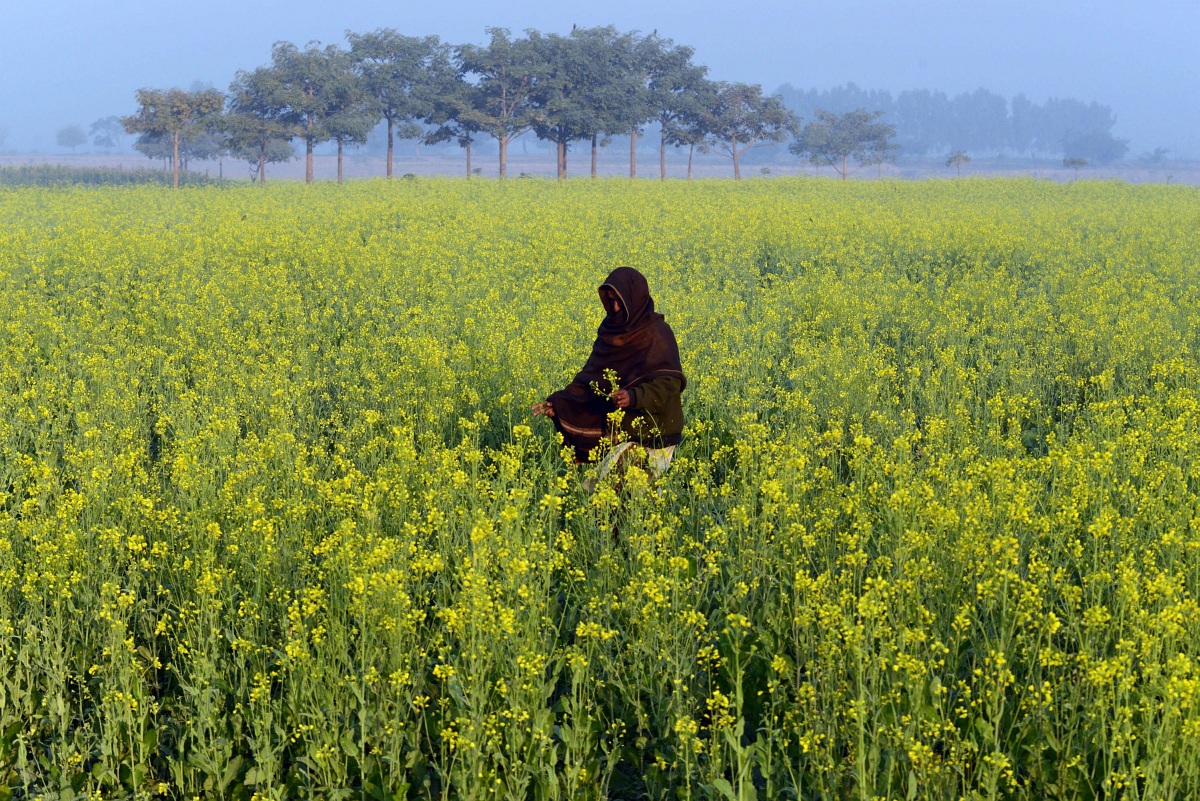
(122, 87, 224, 188)
(790, 109, 896, 179)
(705, 83, 798, 180)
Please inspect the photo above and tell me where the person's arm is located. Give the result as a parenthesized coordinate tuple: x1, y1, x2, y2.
(631, 376, 682, 414)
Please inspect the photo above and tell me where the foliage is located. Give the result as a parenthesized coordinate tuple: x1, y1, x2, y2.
(225, 66, 297, 184)
(703, 83, 798, 180)
(2, 179, 1200, 800)
(89, 117, 126, 153)
(777, 83, 1124, 158)
(122, 87, 225, 188)
(0, 165, 220, 187)
(947, 150, 972, 177)
(1062, 130, 1129, 166)
(346, 29, 445, 179)
(455, 28, 543, 179)
(56, 125, 87, 152)
(791, 109, 897, 180)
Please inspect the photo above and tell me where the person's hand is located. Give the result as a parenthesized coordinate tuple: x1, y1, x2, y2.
(611, 389, 633, 409)
(532, 400, 555, 418)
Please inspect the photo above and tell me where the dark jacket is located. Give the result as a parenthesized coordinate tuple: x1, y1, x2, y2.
(548, 267, 686, 461)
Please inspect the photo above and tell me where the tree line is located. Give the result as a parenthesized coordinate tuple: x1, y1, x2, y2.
(122, 26, 903, 187)
(776, 83, 1130, 164)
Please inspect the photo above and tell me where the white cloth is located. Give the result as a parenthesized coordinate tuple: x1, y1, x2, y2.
(595, 441, 676, 482)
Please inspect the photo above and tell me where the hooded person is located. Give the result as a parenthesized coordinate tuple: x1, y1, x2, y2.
(533, 266, 685, 477)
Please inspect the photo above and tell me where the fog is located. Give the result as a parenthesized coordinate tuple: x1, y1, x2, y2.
(1, 0, 1196, 158)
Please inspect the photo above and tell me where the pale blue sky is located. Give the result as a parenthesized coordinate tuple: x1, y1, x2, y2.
(2, 0, 1196, 155)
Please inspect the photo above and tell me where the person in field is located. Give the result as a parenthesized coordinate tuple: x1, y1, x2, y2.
(532, 266, 685, 481)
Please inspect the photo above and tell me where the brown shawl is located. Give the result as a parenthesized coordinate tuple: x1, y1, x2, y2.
(548, 267, 686, 461)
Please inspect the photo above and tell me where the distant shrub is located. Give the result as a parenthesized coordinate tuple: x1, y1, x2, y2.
(0, 165, 223, 187)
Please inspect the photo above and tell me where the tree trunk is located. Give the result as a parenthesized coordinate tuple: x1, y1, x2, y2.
(172, 131, 180, 189)
(732, 137, 741, 180)
(660, 123, 667, 180)
(386, 117, 394, 179)
(258, 149, 265, 185)
(499, 137, 507, 179)
(337, 139, 344, 184)
(687, 144, 694, 180)
(591, 133, 598, 178)
(466, 140, 471, 179)
(630, 128, 637, 178)
(842, 154, 847, 180)
(557, 139, 566, 179)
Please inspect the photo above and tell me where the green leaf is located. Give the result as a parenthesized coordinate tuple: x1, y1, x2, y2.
(711, 777, 736, 801)
(220, 755, 245, 792)
(907, 770, 918, 801)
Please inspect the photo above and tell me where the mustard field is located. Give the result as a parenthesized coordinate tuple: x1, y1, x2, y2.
(2, 178, 1200, 800)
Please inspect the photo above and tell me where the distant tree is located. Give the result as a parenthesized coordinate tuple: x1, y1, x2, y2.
(861, 134, 899, 179)
(268, 41, 348, 183)
(56, 125, 87, 152)
(131, 132, 173, 171)
(321, 49, 375, 183)
(704, 83, 797, 180)
(1061, 130, 1128, 165)
(790, 109, 893, 179)
(226, 66, 297, 184)
(1063, 157, 1087, 179)
(1139, 147, 1170, 165)
(90, 116, 125, 153)
(946, 150, 971, 177)
(1009, 93, 1037, 156)
(644, 36, 708, 179)
(569, 26, 638, 179)
(456, 28, 542, 179)
(663, 77, 718, 179)
(422, 56, 487, 179)
(527, 29, 588, 179)
(618, 32, 662, 179)
(346, 29, 443, 179)
(122, 87, 225, 188)
(527, 26, 637, 179)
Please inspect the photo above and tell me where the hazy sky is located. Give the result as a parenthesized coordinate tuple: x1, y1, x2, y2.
(2, 0, 1196, 156)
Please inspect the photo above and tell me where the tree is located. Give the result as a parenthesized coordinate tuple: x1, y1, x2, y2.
(321, 49, 375, 183)
(570, 26, 639, 179)
(1061, 130, 1128, 165)
(457, 28, 542, 179)
(790, 109, 894, 180)
(527, 30, 585, 179)
(861, 135, 899, 179)
(226, 66, 297, 184)
(268, 41, 349, 183)
(122, 87, 225, 188)
(664, 78, 718, 179)
(1139, 147, 1170, 165)
(644, 37, 708, 179)
(946, 150, 971, 177)
(527, 26, 636, 179)
(90, 116, 126, 153)
(705, 83, 797, 180)
(423, 57, 486, 178)
(620, 32, 660, 178)
(346, 29, 443, 179)
(1063, 157, 1087, 179)
(56, 125, 87, 152)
